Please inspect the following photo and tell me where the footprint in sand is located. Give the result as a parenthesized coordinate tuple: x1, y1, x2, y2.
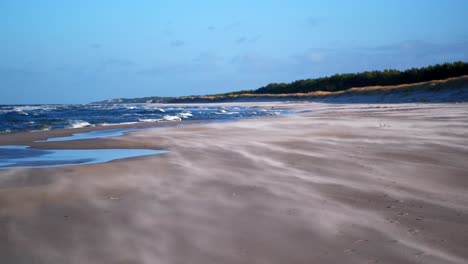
(353, 239, 369, 244)
(414, 251, 425, 259)
(407, 228, 420, 235)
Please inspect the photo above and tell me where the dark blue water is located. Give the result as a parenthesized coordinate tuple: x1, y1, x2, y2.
(0, 104, 283, 133)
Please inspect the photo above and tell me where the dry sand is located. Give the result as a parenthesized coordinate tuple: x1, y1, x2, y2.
(1, 102, 468, 264)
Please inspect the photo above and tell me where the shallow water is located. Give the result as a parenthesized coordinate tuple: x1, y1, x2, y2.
(38, 128, 140, 142)
(0, 145, 166, 169)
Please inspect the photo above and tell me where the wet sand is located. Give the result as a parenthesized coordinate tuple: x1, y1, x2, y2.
(1, 102, 468, 264)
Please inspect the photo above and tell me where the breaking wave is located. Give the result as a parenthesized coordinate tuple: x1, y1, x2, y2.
(0, 104, 286, 133)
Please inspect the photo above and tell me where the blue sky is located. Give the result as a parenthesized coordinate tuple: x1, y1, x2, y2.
(1, 0, 467, 104)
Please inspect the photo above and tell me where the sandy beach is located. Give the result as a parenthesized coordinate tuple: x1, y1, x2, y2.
(1, 102, 468, 264)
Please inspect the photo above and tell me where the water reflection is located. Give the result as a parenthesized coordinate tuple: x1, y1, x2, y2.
(0, 145, 166, 169)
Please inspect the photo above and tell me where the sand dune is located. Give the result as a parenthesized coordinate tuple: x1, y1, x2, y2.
(172, 75, 468, 104)
(1, 103, 468, 263)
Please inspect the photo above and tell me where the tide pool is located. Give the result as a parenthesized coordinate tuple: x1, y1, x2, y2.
(0, 145, 166, 169)
(37, 128, 140, 142)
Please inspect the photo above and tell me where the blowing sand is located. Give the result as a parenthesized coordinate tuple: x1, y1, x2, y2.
(1, 102, 467, 264)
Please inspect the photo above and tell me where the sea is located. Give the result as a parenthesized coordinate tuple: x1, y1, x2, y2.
(0, 104, 284, 133)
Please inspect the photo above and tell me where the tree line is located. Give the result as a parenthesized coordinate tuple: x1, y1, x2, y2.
(248, 61, 468, 94)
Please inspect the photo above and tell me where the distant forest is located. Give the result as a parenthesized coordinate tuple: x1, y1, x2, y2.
(233, 61, 468, 95)
(94, 61, 468, 104)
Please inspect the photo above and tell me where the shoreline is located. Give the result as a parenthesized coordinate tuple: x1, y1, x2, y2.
(0, 119, 205, 149)
(1, 102, 467, 263)
(0, 101, 295, 149)
(0, 101, 293, 148)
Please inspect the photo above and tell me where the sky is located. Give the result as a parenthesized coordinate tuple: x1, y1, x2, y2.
(1, 0, 467, 104)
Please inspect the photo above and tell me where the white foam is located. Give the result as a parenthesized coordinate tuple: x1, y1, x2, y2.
(14, 105, 57, 112)
(163, 115, 182, 121)
(100, 122, 139, 126)
(30, 126, 51, 132)
(14, 110, 28, 115)
(214, 109, 228, 114)
(214, 110, 239, 115)
(139, 118, 162, 123)
(143, 106, 165, 112)
(178, 112, 193, 118)
(67, 120, 92, 129)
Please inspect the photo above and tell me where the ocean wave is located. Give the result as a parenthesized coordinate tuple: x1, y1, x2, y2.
(215, 109, 228, 114)
(142, 106, 165, 112)
(14, 110, 28, 115)
(143, 108, 166, 113)
(30, 125, 51, 132)
(14, 105, 58, 112)
(99, 122, 139, 126)
(138, 118, 162, 123)
(214, 109, 239, 115)
(0, 104, 286, 132)
(66, 120, 92, 129)
(177, 112, 193, 118)
(162, 115, 182, 121)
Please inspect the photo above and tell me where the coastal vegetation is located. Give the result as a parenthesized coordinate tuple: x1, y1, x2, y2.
(236, 61, 468, 95)
(94, 61, 468, 104)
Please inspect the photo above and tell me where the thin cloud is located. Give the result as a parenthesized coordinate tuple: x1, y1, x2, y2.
(89, 43, 102, 49)
(192, 52, 224, 64)
(289, 40, 468, 78)
(235, 35, 262, 45)
(230, 53, 293, 74)
(170, 40, 186, 47)
(224, 22, 240, 30)
(138, 52, 223, 76)
(357, 40, 468, 62)
(137, 65, 176, 75)
(102, 59, 134, 67)
(0, 67, 43, 76)
(54, 64, 88, 75)
(306, 17, 320, 27)
(249, 34, 262, 43)
(137, 63, 206, 76)
(236, 37, 247, 44)
(95, 59, 135, 73)
(162, 28, 173, 36)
